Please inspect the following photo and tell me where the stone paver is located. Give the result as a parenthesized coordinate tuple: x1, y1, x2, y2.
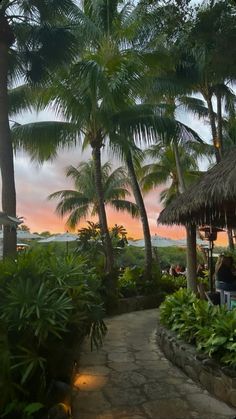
(72, 309, 236, 419)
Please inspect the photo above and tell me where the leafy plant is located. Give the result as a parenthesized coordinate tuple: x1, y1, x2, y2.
(118, 266, 140, 297)
(158, 274, 186, 294)
(0, 249, 107, 415)
(160, 288, 236, 368)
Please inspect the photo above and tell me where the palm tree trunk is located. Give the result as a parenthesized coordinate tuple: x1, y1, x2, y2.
(227, 229, 234, 251)
(126, 150, 153, 279)
(205, 92, 221, 163)
(215, 90, 234, 249)
(172, 141, 185, 193)
(172, 141, 197, 292)
(91, 144, 115, 283)
(216, 90, 223, 157)
(0, 30, 17, 257)
(186, 224, 197, 293)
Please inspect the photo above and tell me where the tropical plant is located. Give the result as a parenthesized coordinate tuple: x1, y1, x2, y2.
(49, 160, 139, 229)
(12, 0, 201, 285)
(0, 248, 106, 414)
(160, 288, 236, 368)
(0, 0, 78, 257)
(118, 266, 140, 298)
(158, 274, 186, 294)
(110, 224, 128, 248)
(140, 143, 201, 206)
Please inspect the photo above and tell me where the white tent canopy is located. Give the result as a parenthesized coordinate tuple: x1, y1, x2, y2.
(0, 230, 41, 240)
(128, 235, 205, 248)
(38, 233, 78, 243)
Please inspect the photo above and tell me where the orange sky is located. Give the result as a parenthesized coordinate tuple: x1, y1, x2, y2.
(16, 174, 228, 246)
(12, 111, 228, 247)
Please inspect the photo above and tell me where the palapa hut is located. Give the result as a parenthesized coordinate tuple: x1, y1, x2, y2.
(158, 148, 236, 290)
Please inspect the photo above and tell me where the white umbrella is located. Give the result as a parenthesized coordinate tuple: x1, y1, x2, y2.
(128, 235, 206, 248)
(128, 236, 184, 248)
(38, 233, 78, 254)
(38, 233, 78, 243)
(17, 231, 41, 240)
(0, 230, 41, 240)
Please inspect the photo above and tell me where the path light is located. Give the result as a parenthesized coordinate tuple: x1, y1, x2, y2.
(74, 374, 107, 391)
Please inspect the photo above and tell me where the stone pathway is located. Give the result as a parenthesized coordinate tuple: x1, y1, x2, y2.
(72, 309, 236, 419)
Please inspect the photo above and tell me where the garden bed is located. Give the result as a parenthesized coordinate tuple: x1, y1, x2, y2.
(156, 315, 236, 408)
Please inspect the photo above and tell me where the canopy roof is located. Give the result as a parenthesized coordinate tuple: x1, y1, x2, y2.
(158, 148, 236, 228)
(38, 233, 78, 243)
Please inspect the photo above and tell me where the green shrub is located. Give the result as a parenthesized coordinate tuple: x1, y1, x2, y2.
(160, 288, 236, 368)
(0, 249, 107, 415)
(118, 266, 140, 297)
(116, 246, 145, 268)
(158, 274, 186, 294)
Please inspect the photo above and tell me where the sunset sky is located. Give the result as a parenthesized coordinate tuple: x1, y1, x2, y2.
(0, 0, 227, 247)
(10, 103, 225, 243)
(0, 0, 228, 244)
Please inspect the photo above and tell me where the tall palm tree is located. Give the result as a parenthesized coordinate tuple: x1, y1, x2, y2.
(12, 0, 202, 282)
(175, 1, 236, 161)
(141, 144, 201, 206)
(49, 160, 139, 230)
(12, 1, 167, 280)
(125, 147, 153, 279)
(0, 0, 77, 256)
(175, 1, 236, 249)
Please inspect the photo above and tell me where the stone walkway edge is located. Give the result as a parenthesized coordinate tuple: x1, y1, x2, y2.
(72, 309, 236, 419)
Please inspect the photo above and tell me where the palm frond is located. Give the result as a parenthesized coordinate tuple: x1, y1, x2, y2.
(178, 96, 209, 119)
(110, 199, 139, 218)
(12, 121, 79, 162)
(66, 205, 91, 229)
(9, 85, 35, 116)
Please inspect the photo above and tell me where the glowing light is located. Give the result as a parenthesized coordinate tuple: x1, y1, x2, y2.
(74, 374, 107, 391)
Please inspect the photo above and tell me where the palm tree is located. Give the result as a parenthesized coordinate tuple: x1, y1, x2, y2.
(12, 1, 165, 279)
(140, 140, 211, 291)
(141, 144, 201, 206)
(175, 1, 236, 249)
(176, 1, 236, 161)
(125, 147, 153, 280)
(0, 0, 77, 256)
(12, 0, 203, 282)
(49, 160, 139, 230)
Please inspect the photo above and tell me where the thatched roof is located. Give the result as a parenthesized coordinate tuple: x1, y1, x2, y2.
(158, 148, 236, 228)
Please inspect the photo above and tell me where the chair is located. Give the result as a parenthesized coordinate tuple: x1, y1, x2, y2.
(215, 287, 225, 305)
(223, 291, 236, 310)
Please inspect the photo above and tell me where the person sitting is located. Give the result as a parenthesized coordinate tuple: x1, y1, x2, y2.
(176, 264, 186, 276)
(215, 255, 236, 291)
(169, 264, 178, 277)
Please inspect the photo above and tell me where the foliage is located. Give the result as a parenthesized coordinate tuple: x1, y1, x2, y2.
(116, 245, 146, 269)
(49, 161, 139, 229)
(158, 274, 186, 294)
(140, 143, 202, 206)
(118, 266, 141, 297)
(118, 268, 184, 298)
(160, 289, 236, 368)
(75, 222, 130, 276)
(0, 248, 106, 415)
(110, 225, 128, 249)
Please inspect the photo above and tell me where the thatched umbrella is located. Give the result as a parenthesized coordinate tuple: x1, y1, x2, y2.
(158, 148, 236, 228)
(158, 148, 236, 293)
